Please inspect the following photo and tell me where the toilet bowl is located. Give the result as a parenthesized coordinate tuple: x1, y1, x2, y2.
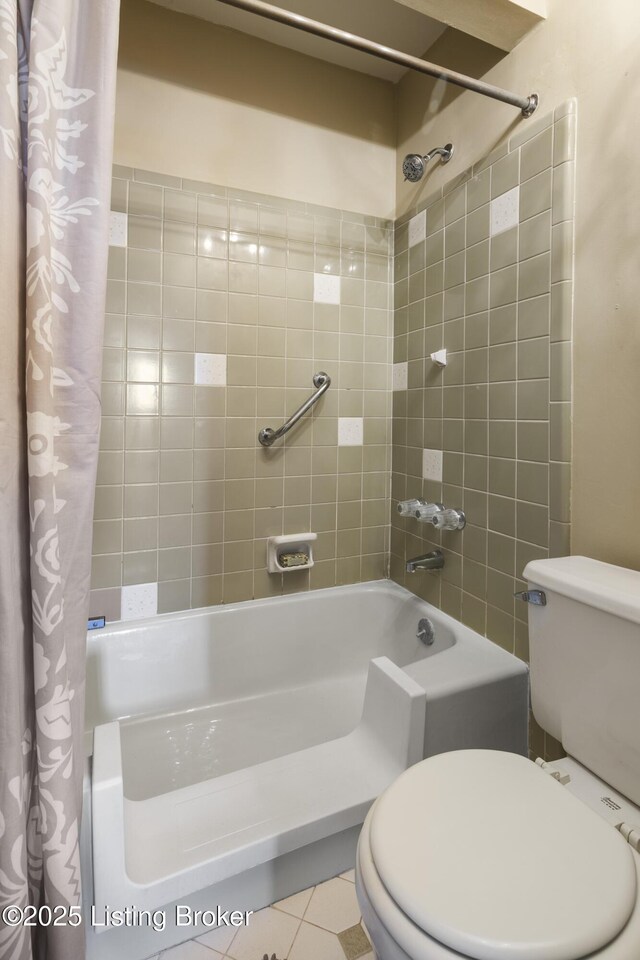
(356, 558, 640, 960)
(356, 750, 640, 960)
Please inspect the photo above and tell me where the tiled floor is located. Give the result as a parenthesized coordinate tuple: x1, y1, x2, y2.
(152, 872, 373, 960)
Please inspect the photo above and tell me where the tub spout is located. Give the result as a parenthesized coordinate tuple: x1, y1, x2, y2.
(406, 549, 444, 573)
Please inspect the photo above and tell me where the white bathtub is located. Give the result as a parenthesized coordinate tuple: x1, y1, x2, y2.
(83, 580, 528, 960)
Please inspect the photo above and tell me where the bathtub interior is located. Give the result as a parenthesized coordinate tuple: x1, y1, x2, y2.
(87, 578, 529, 937)
(86, 580, 456, 800)
(91, 652, 428, 914)
(120, 672, 367, 800)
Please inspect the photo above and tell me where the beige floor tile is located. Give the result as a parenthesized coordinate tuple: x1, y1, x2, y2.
(226, 906, 300, 960)
(288, 920, 346, 960)
(160, 941, 222, 959)
(340, 869, 356, 883)
(196, 924, 237, 954)
(273, 886, 315, 919)
(304, 877, 361, 934)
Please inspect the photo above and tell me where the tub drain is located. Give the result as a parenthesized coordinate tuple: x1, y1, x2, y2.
(416, 617, 435, 645)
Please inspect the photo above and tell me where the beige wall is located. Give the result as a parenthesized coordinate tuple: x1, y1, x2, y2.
(115, 0, 396, 218)
(396, 1, 640, 570)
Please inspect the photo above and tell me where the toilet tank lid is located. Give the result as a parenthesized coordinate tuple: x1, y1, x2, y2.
(525, 556, 640, 624)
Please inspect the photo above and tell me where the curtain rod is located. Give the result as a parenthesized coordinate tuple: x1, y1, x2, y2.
(214, 0, 539, 117)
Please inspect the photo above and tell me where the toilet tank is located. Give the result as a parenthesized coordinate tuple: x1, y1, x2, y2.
(525, 556, 640, 806)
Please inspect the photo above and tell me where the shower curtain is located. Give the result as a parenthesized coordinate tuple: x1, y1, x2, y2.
(0, 2, 120, 958)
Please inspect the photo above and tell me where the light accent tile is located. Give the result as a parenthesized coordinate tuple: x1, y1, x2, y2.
(408, 209, 426, 247)
(304, 877, 361, 934)
(273, 886, 314, 919)
(120, 581, 157, 620)
(226, 907, 299, 960)
(313, 272, 341, 304)
(490, 187, 519, 237)
(422, 448, 443, 482)
(338, 417, 363, 447)
(289, 921, 346, 960)
(340, 869, 356, 883)
(109, 210, 127, 247)
(194, 352, 226, 386)
(392, 361, 408, 392)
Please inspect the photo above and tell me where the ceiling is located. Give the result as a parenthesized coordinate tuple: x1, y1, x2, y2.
(146, 0, 447, 82)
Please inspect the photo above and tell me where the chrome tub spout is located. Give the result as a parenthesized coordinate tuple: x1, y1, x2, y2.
(406, 549, 445, 573)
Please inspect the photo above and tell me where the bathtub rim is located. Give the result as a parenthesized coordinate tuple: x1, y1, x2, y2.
(87, 576, 475, 642)
(85, 576, 528, 747)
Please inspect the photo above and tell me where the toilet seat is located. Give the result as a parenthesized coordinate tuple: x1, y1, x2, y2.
(361, 750, 640, 960)
(357, 811, 640, 960)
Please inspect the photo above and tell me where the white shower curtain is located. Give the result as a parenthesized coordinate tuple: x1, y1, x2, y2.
(0, 2, 120, 958)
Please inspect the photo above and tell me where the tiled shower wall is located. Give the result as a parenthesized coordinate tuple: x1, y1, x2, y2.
(91, 169, 392, 621)
(390, 100, 575, 677)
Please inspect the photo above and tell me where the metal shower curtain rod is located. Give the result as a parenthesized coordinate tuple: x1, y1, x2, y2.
(215, 0, 539, 117)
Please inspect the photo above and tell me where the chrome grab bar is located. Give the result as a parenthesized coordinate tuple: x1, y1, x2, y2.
(258, 371, 331, 447)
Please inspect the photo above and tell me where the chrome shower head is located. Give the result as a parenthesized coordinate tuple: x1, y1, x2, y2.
(402, 154, 427, 183)
(402, 143, 454, 182)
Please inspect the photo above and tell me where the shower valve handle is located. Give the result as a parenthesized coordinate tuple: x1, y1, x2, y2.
(397, 498, 427, 517)
(414, 502, 444, 522)
(431, 508, 466, 531)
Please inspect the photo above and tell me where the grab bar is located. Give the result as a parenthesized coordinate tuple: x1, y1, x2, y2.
(258, 371, 331, 446)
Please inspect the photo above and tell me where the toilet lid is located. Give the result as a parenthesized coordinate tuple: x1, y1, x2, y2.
(370, 750, 637, 960)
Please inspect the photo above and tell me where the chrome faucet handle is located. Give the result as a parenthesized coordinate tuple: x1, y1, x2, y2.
(414, 502, 444, 522)
(431, 508, 466, 531)
(397, 498, 426, 517)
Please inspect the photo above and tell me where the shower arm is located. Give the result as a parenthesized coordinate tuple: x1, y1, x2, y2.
(214, 0, 538, 117)
(425, 145, 453, 162)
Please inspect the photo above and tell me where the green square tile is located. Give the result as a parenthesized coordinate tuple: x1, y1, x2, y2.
(517, 500, 548, 547)
(489, 457, 516, 498)
(519, 210, 551, 261)
(518, 294, 550, 340)
(491, 227, 518, 272)
(488, 494, 516, 537)
(518, 337, 549, 380)
(491, 150, 519, 198)
(517, 460, 549, 505)
(489, 381, 516, 420)
(519, 169, 552, 222)
(517, 379, 549, 420)
(520, 127, 553, 182)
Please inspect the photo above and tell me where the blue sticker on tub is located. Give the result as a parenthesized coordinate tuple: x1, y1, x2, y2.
(88, 616, 106, 630)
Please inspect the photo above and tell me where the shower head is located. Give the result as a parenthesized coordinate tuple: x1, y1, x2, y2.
(402, 154, 428, 183)
(402, 143, 454, 182)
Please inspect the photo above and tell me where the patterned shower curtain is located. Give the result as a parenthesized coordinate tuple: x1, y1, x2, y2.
(0, 2, 120, 958)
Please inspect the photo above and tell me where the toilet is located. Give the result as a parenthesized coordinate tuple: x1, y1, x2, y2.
(356, 556, 640, 960)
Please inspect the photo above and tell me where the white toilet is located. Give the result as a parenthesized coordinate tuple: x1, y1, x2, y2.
(356, 556, 640, 960)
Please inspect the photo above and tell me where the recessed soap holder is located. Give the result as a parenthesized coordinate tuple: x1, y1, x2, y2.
(267, 533, 317, 573)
